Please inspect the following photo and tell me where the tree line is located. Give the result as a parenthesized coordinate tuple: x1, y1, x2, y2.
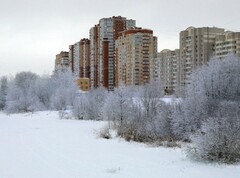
(0, 55, 240, 163)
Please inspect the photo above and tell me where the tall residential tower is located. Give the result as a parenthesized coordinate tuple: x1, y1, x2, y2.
(179, 27, 224, 86)
(90, 16, 136, 90)
(115, 27, 157, 86)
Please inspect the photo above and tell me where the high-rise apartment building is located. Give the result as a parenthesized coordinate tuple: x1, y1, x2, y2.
(69, 45, 74, 73)
(90, 24, 100, 88)
(179, 26, 224, 86)
(154, 49, 180, 94)
(55, 51, 70, 70)
(90, 16, 136, 90)
(215, 31, 240, 59)
(73, 41, 80, 78)
(115, 27, 157, 87)
(79, 38, 90, 78)
(69, 39, 90, 79)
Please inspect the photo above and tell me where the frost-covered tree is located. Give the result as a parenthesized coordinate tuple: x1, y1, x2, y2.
(73, 87, 107, 120)
(31, 76, 54, 110)
(72, 93, 88, 120)
(5, 72, 38, 113)
(103, 85, 130, 122)
(172, 55, 240, 140)
(50, 68, 78, 110)
(139, 80, 164, 121)
(84, 87, 107, 120)
(176, 55, 240, 162)
(0, 76, 8, 110)
(103, 85, 134, 134)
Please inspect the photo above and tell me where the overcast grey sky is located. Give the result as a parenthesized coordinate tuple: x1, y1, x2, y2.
(1, 0, 240, 76)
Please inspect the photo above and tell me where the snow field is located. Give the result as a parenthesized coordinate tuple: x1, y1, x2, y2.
(0, 111, 239, 178)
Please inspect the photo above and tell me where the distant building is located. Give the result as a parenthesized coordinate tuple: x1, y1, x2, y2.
(89, 16, 136, 90)
(69, 39, 90, 79)
(215, 31, 240, 59)
(90, 24, 100, 89)
(179, 26, 225, 86)
(154, 49, 180, 94)
(55, 51, 70, 70)
(76, 78, 90, 92)
(115, 27, 157, 87)
(79, 38, 90, 78)
(69, 45, 74, 74)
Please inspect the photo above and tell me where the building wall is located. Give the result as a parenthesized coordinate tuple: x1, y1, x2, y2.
(73, 42, 80, 78)
(154, 49, 180, 94)
(179, 26, 224, 86)
(115, 27, 155, 87)
(80, 38, 90, 78)
(69, 39, 91, 81)
(69, 45, 74, 72)
(55, 51, 69, 70)
(90, 16, 136, 90)
(90, 25, 100, 89)
(215, 32, 240, 59)
(76, 78, 90, 92)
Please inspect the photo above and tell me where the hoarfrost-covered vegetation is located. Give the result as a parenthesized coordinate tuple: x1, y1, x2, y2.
(3, 68, 78, 113)
(0, 55, 240, 163)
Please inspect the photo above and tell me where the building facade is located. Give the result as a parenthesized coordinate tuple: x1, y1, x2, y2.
(90, 24, 100, 88)
(90, 16, 136, 90)
(76, 78, 90, 92)
(154, 49, 180, 94)
(79, 38, 90, 78)
(55, 51, 70, 70)
(69, 39, 90, 80)
(115, 27, 157, 87)
(215, 31, 240, 59)
(179, 26, 225, 86)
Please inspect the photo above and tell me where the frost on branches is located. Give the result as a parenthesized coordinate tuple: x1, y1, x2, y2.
(183, 55, 240, 163)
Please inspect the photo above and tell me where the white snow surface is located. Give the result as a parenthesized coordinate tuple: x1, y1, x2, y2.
(0, 111, 239, 178)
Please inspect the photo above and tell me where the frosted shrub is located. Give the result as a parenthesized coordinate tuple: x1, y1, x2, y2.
(173, 55, 240, 141)
(190, 108, 240, 163)
(183, 55, 240, 163)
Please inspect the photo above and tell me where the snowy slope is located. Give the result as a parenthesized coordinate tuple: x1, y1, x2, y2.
(0, 111, 239, 178)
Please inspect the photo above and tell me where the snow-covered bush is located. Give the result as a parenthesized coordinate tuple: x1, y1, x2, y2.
(103, 81, 176, 143)
(181, 55, 240, 163)
(172, 55, 240, 141)
(73, 87, 107, 120)
(98, 126, 112, 139)
(189, 101, 240, 163)
(0, 76, 8, 110)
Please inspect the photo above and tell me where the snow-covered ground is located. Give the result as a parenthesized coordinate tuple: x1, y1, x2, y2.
(0, 111, 239, 178)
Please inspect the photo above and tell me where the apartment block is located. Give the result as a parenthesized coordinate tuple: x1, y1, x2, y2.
(69, 45, 74, 73)
(115, 27, 157, 87)
(90, 24, 100, 88)
(79, 38, 90, 78)
(154, 49, 180, 94)
(215, 31, 240, 59)
(90, 16, 136, 90)
(69, 39, 90, 79)
(179, 26, 224, 86)
(55, 51, 70, 70)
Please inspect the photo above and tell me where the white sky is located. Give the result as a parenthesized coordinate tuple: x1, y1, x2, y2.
(1, 0, 240, 76)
